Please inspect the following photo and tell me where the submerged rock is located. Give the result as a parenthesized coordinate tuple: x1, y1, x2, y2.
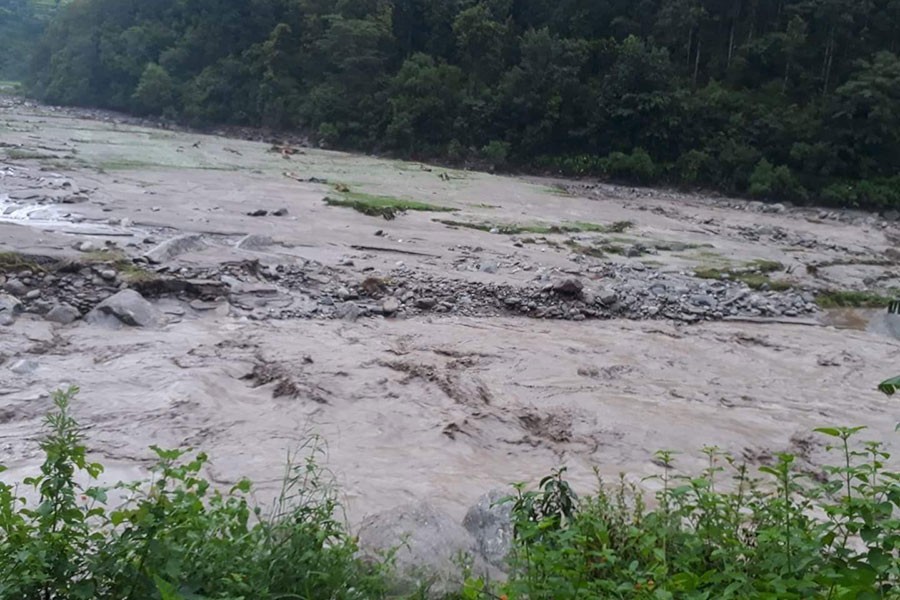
(358, 502, 495, 598)
(463, 490, 514, 570)
(85, 289, 162, 328)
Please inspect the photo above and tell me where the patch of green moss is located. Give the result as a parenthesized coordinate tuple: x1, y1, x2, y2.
(815, 290, 894, 308)
(324, 191, 455, 219)
(695, 261, 791, 291)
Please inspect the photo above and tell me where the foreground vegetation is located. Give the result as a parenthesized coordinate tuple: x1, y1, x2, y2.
(2, 388, 897, 599)
(13, 0, 900, 210)
(0, 388, 390, 600)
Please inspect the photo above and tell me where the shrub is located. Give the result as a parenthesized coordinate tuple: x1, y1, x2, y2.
(482, 140, 511, 168)
(675, 150, 712, 184)
(748, 158, 808, 202)
(0, 388, 389, 600)
(480, 428, 899, 599)
(602, 148, 657, 183)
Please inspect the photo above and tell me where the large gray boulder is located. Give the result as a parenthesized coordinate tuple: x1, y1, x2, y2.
(85, 290, 162, 328)
(0, 293, 23, 317)
(45, 303, 81, 325)
(357, 502, 496, 597)
(463, 490, 514, 570)
(143, 234, 206, 264)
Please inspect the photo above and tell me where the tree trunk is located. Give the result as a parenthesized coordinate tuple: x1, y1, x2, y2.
(728, 21, 736, 68)
(687, 27, 693, 68)
(693, 35, 702, 86)
(822, 28, 835, 96)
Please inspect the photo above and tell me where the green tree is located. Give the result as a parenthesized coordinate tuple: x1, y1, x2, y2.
(132, 63, 176, 115)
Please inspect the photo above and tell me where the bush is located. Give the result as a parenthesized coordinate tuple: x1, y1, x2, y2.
(601, 148, 658, 183)
(675, 150, 712, 185)
(481, 140, 511, 168)
(0, 388, 389, 600)
(822, 178, 900, 210)
(472, 429, 899, 599)
(748, 159, 808, 202)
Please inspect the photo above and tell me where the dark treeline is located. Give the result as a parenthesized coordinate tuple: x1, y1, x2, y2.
(23, 0, 900, 210)
(0, 0, 54, 80)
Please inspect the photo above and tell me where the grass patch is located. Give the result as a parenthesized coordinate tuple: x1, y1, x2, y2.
(815, 290, 894, 308)
(55, 251, 159, 284)
(0, 251, 45, 274)
(3, 148, 52, 160)
(436, 219, 633, 235)
(324, 189, 455, 219)
(694, 260, 792, 291)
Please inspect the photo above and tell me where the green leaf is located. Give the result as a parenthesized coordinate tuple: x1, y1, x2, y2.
(877, 375, 900, 396)
(814, 427, 842, 437)
(154, 576, 185, 600)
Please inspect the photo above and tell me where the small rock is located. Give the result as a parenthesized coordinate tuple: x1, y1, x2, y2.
(247, 209, 268, 217)
(479, 262, 499, 274)
(76, 241, 97, 253)
(690, 293, 715, 307)
(335, 301, 361, 322)
(45, 303, 80, 324)
(189, 299, 220, 311)
(381, 297, 400, 315)
(415, 297, 438, 310)
(0, 293, 23, 315)
(599, 287, 618, 305)
(9, 359, 39, 375)
(3, 279, 27, 297)
(553, 278, 583, 296)
(272, 208, 288, 217)
(24, 289, 41, 301)
(99, 269, 117, 281)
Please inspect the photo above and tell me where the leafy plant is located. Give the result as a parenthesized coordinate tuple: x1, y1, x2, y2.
(0, 389, 390, 600)
(488, 429, 899, 599)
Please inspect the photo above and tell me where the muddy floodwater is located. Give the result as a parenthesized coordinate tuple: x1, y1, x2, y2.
(1, 96, 898, 522)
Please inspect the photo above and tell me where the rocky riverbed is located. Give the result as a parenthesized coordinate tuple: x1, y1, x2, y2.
(1, 94, 899, 588)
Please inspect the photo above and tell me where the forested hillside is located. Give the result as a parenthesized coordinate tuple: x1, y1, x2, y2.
(24, 0, 900, 209)
(0, 0, 58, 80)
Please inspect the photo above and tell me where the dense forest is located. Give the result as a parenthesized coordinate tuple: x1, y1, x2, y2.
(0, 0, 54, 80)
(16, 0, 900, 209)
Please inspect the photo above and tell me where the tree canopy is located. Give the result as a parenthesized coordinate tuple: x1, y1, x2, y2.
(19, 0, 900, 209)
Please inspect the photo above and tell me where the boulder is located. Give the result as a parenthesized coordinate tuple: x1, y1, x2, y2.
(85, 290, 162, 328)
(9, 359, 39, 375)
(3, 278, 27, 297)
(598, 287, 618, 306)
(462, 490, 514, 570)
(357, 502, 494, 598)
(381, 297, 401, 316)
(0, 293, 23, 316)
(552, 278, 583, 296)
(45, 303, 81, 325)
(143, 234, 206, 264)
(415, 297, 438, 310)
(335, 301, 361, 322)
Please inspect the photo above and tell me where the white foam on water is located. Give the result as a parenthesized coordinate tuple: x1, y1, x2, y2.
(0, 193, 130, 235)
